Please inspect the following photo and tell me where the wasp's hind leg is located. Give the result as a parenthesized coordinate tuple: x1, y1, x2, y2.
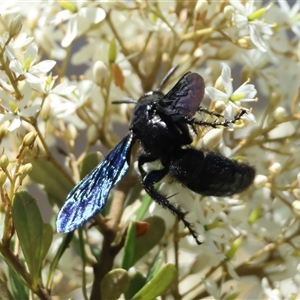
(138, 154, 202, 244)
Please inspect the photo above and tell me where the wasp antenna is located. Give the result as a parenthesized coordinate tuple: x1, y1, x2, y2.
(156, 65, 178, 91)
(112, 99, 138, 105)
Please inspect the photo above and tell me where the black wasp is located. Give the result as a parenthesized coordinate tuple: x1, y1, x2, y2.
(56, 67, 255, 244)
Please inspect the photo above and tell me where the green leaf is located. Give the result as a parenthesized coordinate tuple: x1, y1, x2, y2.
(124, 272, 146, 300)
(132, 264, 177, 300)
(135, 194, 152, 221)
(40, 223, 53, 262)
(121, 216, 165, 270)
(121, 221, 136, 270)
(47, 232, 73, 289)
(133, 216, 165, 265)
(30, 159, 74, 207)
(146, 251, 164, 283)
(12, 191, 51, 288)
(101, 268, 129, 300)
(8, 267, 28, 300)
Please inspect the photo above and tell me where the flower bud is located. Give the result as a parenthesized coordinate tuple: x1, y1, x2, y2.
(18, 163, 33, 184)
(65, 123, 78, 141)
(223, 5, 234, 20)
(214, 75, 225, 92)
(0, 155, 9, 169)
(40, 97, 51, 121)
(253, 174, 268, 188)
(93, 61, 108, 86)
(269, 162, 282, 175)
(194, 0, 208, 15)
(214, 101, 226, 113)
(23, 132, 37, 147)
(9, 15, 23, 38)
(19, 163, 33, 176)
(292, 200, 300, 216)
(87, 124, 98, 145)
(273, 107, 286, 122)
(237, 36, 253, 49)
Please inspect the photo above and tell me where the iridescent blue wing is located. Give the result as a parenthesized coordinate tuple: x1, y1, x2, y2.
(56, 132, 134, 233)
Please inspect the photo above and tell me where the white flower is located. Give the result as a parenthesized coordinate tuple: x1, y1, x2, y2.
(0, 83, 39, 131)
(205, 63, 257, 122)
(9, 43, 56, 84)
(30, 74, 76, 96)
(230, 0, 273, 52)
(276, 0, 300, 37)
(1, 32, 34, 62)
(46, 79, 96, 120)
(51, 3, 106, 48)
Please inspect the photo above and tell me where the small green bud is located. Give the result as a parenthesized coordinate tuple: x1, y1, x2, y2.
(23, 132, 37, 147)
(87, 124, 98, 145)
(0, 155, 9, 169)
(65, 123, 78, 141)
(40, 98, 51, 121)
(9, 15, 23, 37)
(19, 163, 33, 176)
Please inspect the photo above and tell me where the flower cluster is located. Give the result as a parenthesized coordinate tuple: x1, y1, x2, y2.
(0, 1, 300, 299)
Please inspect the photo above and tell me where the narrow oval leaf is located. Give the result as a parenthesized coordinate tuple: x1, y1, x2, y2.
(132, 264, 177, 300)
(124, 272, 146, 300)
(121, 222, 136, 270)
(135, 194, 152, 221)
(8, 268, 28, 300)
(146, 251, 164, 283)
(40, 223, 53, 261)
(132, 216, 165, 266)
(101, 268, 129, 300)
(12, 191, 43, 287)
